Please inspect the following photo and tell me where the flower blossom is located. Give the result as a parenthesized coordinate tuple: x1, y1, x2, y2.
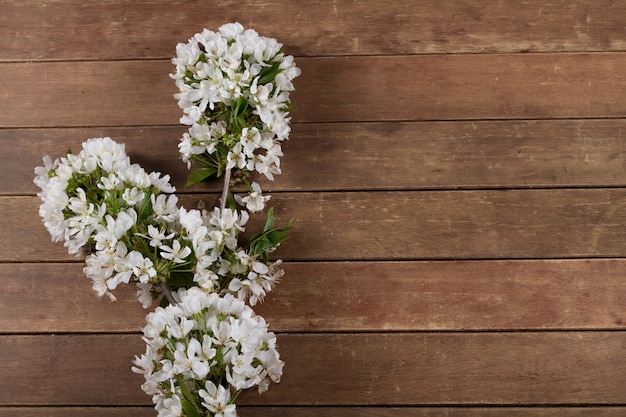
(133, 288, 283, 417)
(171, 22, 300, 204)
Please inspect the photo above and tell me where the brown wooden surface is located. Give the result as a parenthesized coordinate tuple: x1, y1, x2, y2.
(3, 119, 626, 195)
(1, 333, 625, 406)
(3, 408, 626, 417)
(1, 0, 625, 60)
(2, 259, 626, 333)
(4, 189, 626, 262)
(2, 54, 626, 127)
(1, 0, 625, 415)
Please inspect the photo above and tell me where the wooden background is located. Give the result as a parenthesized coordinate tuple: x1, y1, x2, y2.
(1, 1, 626, 415)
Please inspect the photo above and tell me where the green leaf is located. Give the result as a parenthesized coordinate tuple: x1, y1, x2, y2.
(185, 166, 219, 188)
(257, 60, 283, 85)
(177, 375, 202, 417)
(137, 192, 153, 222)
(190, 151, 219, 169)
(180, 397, 201, 417)
(265, 221, 293, 247)
(263, 207, 276, 232)
(248, 209, 293, 259)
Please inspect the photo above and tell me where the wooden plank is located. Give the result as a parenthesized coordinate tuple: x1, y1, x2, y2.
(0, 263, 146, 333)
(282, 119, 626, 191)
(2, 54, 626, 128)
(0, 60, 179, 128)
(1, 126, 190, 195)
(293, 54, 626, 122)
(254, 259, 626, 331)
(0, 335, 146, 406)
(0, 408, 155, 417)
(240, 408, 626, 417)
(1, 333, 625, 406)
(270, 188, 626, 260)
(256, 332, 626, 405)
(4, 119, 626, 195)
(2, 0, 626, 61)
(3, 260, 626, 333)
(7, 188, 626, 262)
(3, 407, 626, 417)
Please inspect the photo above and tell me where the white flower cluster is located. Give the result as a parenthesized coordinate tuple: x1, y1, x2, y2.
(171, 22, 301, 211)
(34, 23, 298, 417)
(133, 288, 283, 417)
(178, 206, 284, 306)
(34, 137, 283, 307)
(34, 137, 175, 254)
(34, 137, 176, 301)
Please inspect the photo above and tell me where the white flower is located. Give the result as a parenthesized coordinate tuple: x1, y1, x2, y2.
(149, 172, 176, 193)
(128, 251, 157, 284)
(33, 155, 56, 189)
(199, 381, 237, 417)
(98, 172, 121, 191)
(65, 188, 106, 251)
(182, 123, 218, 159)
(160, 240, 192, 264)
(83, 250, 117, 300)
(219, 22, 244, 40)
(180, 105, 203, 125)
(228, 258, 283, 305)
(122, 187, 145, 206)
(152, 194, 179, 223)
(137, 224, 174, 248)
(193, 258, 220, 291)
(121, 165, 152, 188)
(226, 143, 246, 170)
(81, 137, 130, 173)
(178, 207, 204, 233)
(209, 207, 248, 232)
(235, 181, 270, 212)
(94, 209, 137, 251)
(155, 393, 183, 417)
(166, 314, 194, 340)
(136, 282, 155, 309)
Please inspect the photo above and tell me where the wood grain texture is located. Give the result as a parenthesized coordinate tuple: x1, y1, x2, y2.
(2, 0, 626, 414)
(3, 407, 626, 417)
(1, 333, 625, 406)
(294, 54, 626, 122)
(1, 0, 625, 61)
(0, 408, 155, 417)
(0, 335, 146, 406)
(7, 188, 626, 262)
(231, 332, 626, 406)
(270, 189, 626, 260)
(244, 407, 626, 417)
(254, 259, 626, 332)
(2, 53, 626, 128)
(4, 119, 626, 195)
(2, 260, 626, 333)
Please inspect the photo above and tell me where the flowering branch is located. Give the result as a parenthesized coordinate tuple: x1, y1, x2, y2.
(158, 280, 177, 305)
(219, 167, 231, 213)
(34, 22, 300, 417)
